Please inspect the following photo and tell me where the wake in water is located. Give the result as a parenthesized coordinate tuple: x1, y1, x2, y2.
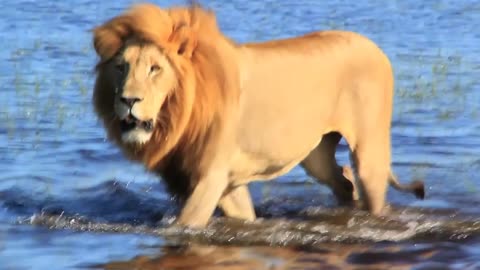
(21, 206, 480, 247)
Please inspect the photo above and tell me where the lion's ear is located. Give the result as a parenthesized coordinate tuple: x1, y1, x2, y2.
(168, 24, 197, 58)
(92, 17, 131, 61)
(93, 27, 121, 61)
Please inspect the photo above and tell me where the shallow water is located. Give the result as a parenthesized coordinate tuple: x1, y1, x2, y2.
(1, 0, 480, 269)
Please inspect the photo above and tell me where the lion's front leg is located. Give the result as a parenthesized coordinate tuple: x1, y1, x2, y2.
(176, 170, 229, 228)
(218, 184, 256, 221)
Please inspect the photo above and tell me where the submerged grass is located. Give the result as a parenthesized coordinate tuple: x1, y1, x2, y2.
(395, 50, 477, 122)
(5, 39, 94, 140)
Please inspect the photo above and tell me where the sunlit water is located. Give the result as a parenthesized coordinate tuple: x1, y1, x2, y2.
(1, 0, 479, 269)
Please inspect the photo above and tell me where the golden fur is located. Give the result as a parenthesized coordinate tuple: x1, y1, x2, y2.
(92, 3, 424, 228)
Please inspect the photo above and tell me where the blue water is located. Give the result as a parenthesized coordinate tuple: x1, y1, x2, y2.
(1, 0, 479, 269)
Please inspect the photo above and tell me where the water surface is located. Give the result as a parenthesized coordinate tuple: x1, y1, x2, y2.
(1, 0, 479, 269)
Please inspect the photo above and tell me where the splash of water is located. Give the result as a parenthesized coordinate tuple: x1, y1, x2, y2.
(20, 206, 480, 248)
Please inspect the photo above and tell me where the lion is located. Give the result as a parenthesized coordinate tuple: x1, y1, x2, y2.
(92, 3, 425, 228)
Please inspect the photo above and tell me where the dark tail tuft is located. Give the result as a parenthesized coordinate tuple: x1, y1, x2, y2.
(410, 180, 425, 199)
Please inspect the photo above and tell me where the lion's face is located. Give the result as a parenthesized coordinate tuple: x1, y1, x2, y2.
(108, 41, 178, 144)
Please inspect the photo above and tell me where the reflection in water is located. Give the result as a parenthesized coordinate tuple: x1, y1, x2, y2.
(97, 242, 471, 270)
(100, 245, 299, 270)
(97, 244, 379, 270)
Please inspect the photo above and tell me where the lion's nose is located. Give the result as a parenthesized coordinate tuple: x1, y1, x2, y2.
(120, 96, 143, 108)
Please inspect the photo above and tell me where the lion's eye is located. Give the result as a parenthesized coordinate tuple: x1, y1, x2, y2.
(150, 64, 161, 74)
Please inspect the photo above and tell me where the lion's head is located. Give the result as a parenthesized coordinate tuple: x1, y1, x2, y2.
(100, 40, 179, 144)
(92, 4, 198, 147)
(92, 4, 239, 171)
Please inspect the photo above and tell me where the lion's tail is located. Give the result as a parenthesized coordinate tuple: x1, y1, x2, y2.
(388, 172, 425, 199)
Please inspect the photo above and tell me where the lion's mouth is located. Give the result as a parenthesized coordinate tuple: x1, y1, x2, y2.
(120, 114, 154, 133)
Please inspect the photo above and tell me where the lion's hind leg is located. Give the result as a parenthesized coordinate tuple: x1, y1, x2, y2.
(300, 132, 355, 204)
(349, 132, 391, 215)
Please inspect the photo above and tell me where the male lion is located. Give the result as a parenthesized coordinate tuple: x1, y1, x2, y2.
(92, 3, 425, 228)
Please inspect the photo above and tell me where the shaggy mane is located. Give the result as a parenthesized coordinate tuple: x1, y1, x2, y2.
(92, 3, 239, 198)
